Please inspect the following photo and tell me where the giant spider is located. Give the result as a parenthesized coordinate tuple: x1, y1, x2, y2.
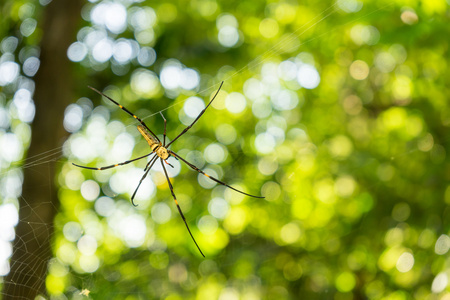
(73, 82, 263, 256)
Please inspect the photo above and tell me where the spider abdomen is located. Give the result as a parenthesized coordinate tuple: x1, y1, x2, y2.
(137, 125, 159, 148)
(137, 125, 169, 159)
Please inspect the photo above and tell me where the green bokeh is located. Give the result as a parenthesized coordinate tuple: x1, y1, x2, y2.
(1, 0, 449, 299)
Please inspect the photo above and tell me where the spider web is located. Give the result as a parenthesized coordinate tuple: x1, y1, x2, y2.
(0, 113, 256, 298)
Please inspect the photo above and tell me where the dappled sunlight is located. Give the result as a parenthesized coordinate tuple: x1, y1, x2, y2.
(1, 0, 449, 298)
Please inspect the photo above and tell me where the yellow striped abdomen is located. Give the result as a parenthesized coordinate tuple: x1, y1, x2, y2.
(137, 125, 169, 159)
(137, 125, 159, 151)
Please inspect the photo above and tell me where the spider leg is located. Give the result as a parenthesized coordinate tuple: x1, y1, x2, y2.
(160, 112, 167, 146)
(131, 155, 159, 206)
(169, 150, 264, 199)
(164, 159, 174, 168)
(143, 155, 156, 172)
(166, 81, 224, 148)
(160, 158, 205, 257)
(72, 153, 153, 170)
(88, 86, 161, 143)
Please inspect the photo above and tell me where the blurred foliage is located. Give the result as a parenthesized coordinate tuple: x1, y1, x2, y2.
(1, 0, 450, 299)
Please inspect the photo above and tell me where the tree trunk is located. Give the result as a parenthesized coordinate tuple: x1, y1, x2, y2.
(4, 0, 82, 298)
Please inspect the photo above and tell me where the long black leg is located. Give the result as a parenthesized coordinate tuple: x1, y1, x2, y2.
(159, 112, 173, 168)
(160, 159, 205, 257)
(160, 112, 167, 146)
(72, 153, 153, 170)
(89, 86, 160, 143)
(169, 150, 264, 199)
(166, 81, 224, 148)
(130, 155, 159, 206)
(143, 155, 156, 172)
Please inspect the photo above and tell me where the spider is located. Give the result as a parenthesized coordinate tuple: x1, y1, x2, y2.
(72, 82, 263, 257)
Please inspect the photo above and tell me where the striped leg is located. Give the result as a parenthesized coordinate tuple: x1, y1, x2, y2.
(89, 86, 160, 143)
(169, 150, 264, 199)
(131, 155, 159, 206)
(160, 112, 167, 146)
(167, 81, 223, 147)
(160, 158, 205, 257)
(72, 153, 153, 170)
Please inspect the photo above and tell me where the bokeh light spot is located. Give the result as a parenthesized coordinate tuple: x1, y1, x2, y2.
(23, 57, 40, 77)
(261, 181, 281, 201)
(208, 197, 229, 219)
(65, 170, 84, 191)
(335, 272, 356, 292)
(130, 7, 157, 31)
(280, 223, 301, 244)
(218, 26, 240, 48)
(392, 202, 411, 222)
(0, 61, 20, 86)
(92, 38, 113, 63)
(77, 235, 98, 255)
(350, 60, 370, 80)
(375, 52, 396, 73)
(215, 123, 237, 145)
(63, 222, 82, 242)
(258, 157, 279, 176)
(184, 97, 205, 118)
(91, 2, 127, 34)
(119, 215, 147, 247)
(198, 215, 218, 235)
(224, 207, 247, 235)
(204, 143, 227, 164)
(20, 18, 37, 37)
(80, 180, 100, 201)
(278, 60, 298, 81)
(259, 18, 279, 38)
(255, 132, 276, 154)
(151, 203, 172, 224)
(401, 9, 418, 25)
(297, 64, 320, 89)
(0, 204, 19, 230)
(131, 69, 161, 98)
(392, 75, 412, 99)
(113, 40, 133, 63)
(137, 47, 157, 67)
(334, 176, 356, 198)
(328, 135, 353, 159)
(435, 234, 450, 255)
(337, 0, 363, 13)
(67, 42, 88, 62)
(64, 104, 83, 133)
(216, 14, 238, 29)
(79, 255, 99, 273)
(270, 89, 299, 111)
(180, 68, 200, 90)
(243, 78, 264, 100)
(94, 196, 115, 217)
(0, 133, 23, 162)
(160, 64, 182, 90)
(198, 168, 219, 189)
(431, 273, 448, 293)
(350, 24, 380, 45)
(225, 92, 246, 114)
(1, 36, 19, 53)
(396, 252, 414, 272)
(418, 133, 434, 152)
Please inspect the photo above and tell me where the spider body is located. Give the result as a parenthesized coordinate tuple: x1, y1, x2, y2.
(73, 82, 263, 257)
(137, 125, 169, 159)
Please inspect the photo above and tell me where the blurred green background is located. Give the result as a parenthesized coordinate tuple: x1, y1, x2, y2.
(0, 0, 449, 299)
